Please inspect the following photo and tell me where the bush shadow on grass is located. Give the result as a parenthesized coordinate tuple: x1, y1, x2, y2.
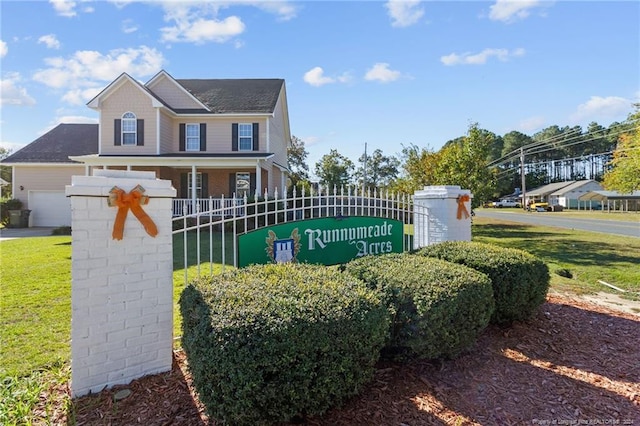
(473, 222, 640, 268)
(302, 300, 640, 425)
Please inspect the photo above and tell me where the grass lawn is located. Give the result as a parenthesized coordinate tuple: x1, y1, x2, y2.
(1, 216, 639, 423)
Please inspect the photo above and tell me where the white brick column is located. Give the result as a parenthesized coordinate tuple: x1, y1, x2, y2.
(65, 170, 176, 397)
(413, 185, 472, 249)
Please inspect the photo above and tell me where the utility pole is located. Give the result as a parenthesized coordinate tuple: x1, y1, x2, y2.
(520, 147, 527, 210)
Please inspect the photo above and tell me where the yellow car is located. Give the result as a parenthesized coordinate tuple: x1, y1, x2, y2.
(527, 202, 549, 211)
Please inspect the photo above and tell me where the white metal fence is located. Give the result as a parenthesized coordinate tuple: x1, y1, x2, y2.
(172, 186, 420, 284)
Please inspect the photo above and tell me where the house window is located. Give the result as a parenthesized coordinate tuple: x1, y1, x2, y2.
(238, 124, 252, 151)
(122, 112, 137, 146)
(188, 172, 202, 198)
(186, 124, 200, 152)
(236, 172, 250, 196)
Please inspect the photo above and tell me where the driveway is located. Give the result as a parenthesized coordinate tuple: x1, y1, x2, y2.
(0, 227, 58, 241)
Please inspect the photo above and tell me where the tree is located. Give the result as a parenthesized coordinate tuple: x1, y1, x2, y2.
(0, 147, 12, 198)
(354, 148, 400, 191)
(432, 124, 497, 207)
(287, 135, 310, 192)
(603, 108, 640, 193)
(314, 149, 354, 192)
(390, 144, 441, 194)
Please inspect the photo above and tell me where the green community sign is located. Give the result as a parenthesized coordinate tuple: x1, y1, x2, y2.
(237, 216, 404, 267)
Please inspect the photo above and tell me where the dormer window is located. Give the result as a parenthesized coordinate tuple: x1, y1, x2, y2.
(121, 112, 137, 146)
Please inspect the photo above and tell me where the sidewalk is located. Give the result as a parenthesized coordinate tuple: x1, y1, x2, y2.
(0, 227, 57, 240)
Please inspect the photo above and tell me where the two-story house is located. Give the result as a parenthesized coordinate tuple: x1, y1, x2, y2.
(2, 70, 292, 227)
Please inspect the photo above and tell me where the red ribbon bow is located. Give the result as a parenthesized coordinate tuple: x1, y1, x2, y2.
(108, 185, 158, 240)
(456, 194, 470, 220)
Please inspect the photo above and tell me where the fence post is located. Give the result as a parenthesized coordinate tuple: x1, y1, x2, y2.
(65, 170, 176, 397)
(413, 185, 472, 249)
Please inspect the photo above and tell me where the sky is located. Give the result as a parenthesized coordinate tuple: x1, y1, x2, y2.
(1, 0, 639, 178)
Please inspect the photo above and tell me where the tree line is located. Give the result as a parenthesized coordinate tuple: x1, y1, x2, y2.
(288, 107, 639, 207)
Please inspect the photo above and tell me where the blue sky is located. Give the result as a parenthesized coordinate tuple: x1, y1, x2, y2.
(1, 0, 638, 177)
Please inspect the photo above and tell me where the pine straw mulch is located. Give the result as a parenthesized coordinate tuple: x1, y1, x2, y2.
(51, 294, 639, 425)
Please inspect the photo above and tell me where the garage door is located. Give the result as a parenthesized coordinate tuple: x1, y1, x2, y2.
(28, 191, 71, 227)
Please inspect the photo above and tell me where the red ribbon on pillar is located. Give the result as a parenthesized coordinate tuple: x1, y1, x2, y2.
(456, 194, 470, 220)
(108, 185, 158, 240)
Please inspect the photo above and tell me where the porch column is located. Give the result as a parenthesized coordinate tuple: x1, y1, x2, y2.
(191, 165, 197, 206)
(255, 162, 262, 198)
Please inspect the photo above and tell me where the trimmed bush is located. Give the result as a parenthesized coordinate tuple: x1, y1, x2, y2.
(179, 263, 389, 425)
(416, 241, 550, 325)
(344, 253, 494, 361)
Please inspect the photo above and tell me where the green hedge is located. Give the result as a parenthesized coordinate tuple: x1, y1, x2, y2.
(179, 263, 389, 425)
(416, 241, 550, 325)
(344, 253, 494, 361)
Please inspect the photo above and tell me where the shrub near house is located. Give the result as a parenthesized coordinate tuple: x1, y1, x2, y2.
(416, 241, 550, 325)
(179, 263, 389, 425)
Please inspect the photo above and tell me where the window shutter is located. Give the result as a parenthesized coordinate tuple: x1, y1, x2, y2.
(180, 173, 188, 198)
(179, 124, 185, 151)
(136, 119, 144, 146)
(229, 174, 235, 197)
(252, 123, 259, 151)
(232, 123, 238, 151)
(200, 123, 206, 151)
(201, 173, 209, 197)
(250, 172, 257, 197)
(114, 119, 122, 146)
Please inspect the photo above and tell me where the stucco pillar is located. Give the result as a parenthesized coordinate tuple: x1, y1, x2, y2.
(413, 185, 472, 249)
(65, 170, 176, 397)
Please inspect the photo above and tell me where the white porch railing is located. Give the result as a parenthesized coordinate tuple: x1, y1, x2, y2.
(172, 197, 246, 217)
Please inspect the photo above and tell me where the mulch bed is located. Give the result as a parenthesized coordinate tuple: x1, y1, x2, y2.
(49, 294, 640, 425)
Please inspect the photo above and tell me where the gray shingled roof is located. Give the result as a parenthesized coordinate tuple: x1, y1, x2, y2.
(174, 79, 284, 114)
(2, 123, 98, 163)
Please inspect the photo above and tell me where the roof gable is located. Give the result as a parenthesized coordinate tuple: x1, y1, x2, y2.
(2, 124, 98, 163)
(87, 73, 164, 110)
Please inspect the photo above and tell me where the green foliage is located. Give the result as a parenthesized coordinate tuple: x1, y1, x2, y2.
(288, 135, 311, 189)
(354, 148, 400, 190)
(0, 198, 22, 224)
(344, 253, 494, 361)
(314, 149, 355, 191)
(179, 263, 389, 425)
(603, 108, 640, 192)
(416, 241, 550, 325)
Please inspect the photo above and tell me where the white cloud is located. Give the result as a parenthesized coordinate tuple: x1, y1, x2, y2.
(384, 0, 424, 27)
(303, 67, 335, 87)
(50, 0, 77, 17)
(303, 67, 351, 87)
(0, 40, 7, 58)
(570, 96, 632, 122)
(517, 116, 546, 133)
(38, 34, 61, 50)
(56, 115, 98, 124)
(122, 19, 138, 34)
(159, 3, 247, 44)
(364, 63, 401, 83)
(62, 87, 104, 105)
(489, 0, 549, 23)
(385, 0, 425, 28)
(32, 46, 164, 104)
(0, 73, 36, 107)
(441, 47, 525, 66)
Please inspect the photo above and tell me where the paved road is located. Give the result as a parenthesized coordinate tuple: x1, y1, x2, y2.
(475, 209, 640, 238)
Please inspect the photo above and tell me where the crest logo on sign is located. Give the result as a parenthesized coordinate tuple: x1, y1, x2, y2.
(265, 229, 301, 264)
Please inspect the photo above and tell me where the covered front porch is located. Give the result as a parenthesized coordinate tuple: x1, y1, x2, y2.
(69, 153, 290, 217)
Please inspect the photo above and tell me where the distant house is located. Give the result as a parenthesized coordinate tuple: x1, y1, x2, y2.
(1, 70, 292, 227)
(548, 180, 603, 209)
(525, 180, 604, 209)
